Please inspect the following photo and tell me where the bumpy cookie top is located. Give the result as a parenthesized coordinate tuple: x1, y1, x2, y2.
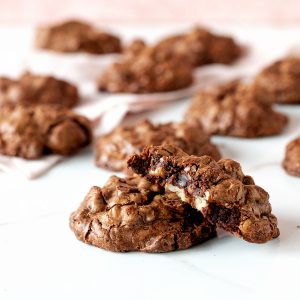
(155, 27, 242, 66)
(185, 80, 288, 137)
(128, 145, 279, 243)
(35, 19, 122, 54)
(283, 136, 300, 177)
(70, 175, 216, 252)
(95, 119, 221, 172)
(0, 72, 78, 108)
(97, 41, 193, 93)
(254, 57, 300, 104)
(0, 103, 92, 159)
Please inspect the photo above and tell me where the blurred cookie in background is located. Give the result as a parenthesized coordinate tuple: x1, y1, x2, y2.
(185, 80, 288, 138)
(155, 26, 242, 67)
(254, 56, 300, 104)
(95, 119, 221, 172)
(35, 19, 122, 54)
(0, 103, 92, 159)
(283, 136, 300, 177)
(97, 41, 193, 93)
(0, 72, 79, 108)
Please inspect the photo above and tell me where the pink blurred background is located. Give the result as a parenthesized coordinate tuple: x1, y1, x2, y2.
(1, 0, 300, 25)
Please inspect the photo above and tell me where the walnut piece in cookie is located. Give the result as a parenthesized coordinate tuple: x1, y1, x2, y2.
(97, 41, 193, 93)
(155, 27, 242, 67)
(0, 104, 92, 159)
(0, 72, 79, 108)
(283, 136, 300, 177)
(35, 19, 122, 54)
(185, 80, 288, 138)
(95, 119, 221, 172)
(128, 145, 280, 244)
(70, 175, 216, 252)
(254, 57, 300, 104)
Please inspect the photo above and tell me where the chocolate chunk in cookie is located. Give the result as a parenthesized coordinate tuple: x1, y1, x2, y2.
(283, 136, 300, 177)
(0, 103, 92, 159)
(97, 41, 193, 93)
(128, 145, 279, 244)
(254, 57, 300, 104)
(35, 19, 122, 54)
(70, 175, 216, 252)
(185, 80, 288, 138)
(0, 72, 79, 108)
(155, 27, 242, 67)
(95, 119, 221, 172)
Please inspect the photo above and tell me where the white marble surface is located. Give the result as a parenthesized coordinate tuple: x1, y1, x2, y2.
(0, 24, 300, 300)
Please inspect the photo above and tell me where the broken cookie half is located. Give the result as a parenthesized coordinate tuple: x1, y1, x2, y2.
(128, 145, 279, 244)
(70, 175, 216, 253)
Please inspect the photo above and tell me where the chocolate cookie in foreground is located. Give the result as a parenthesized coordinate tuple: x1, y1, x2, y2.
(70, 175, 216, 252)
(97, 42, 193, 93)
(95, 119, 221, 172)
(0, 104, 92, 159)
(128, 145, 279, 243)
(0, 72, 79, 108)
(35, 19, 122, 54)
(254, 57, 300, 104)
(155, 27, 242, 67)
(185, 81, 288, 138)
(283, 136, 300, 177)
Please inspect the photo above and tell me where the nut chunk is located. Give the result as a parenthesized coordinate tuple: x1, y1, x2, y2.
(70, 175, 216, 253)
(128, 145, 279, 244)
(0, 104, 92, 159)
(283, 136, 300, 177)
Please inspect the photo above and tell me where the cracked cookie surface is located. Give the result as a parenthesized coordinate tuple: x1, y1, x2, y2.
(0, 72, 79, 108)
(128, 145, 279, 243)
(70, 175, 216, 252)
(283, 136, 300, 177)
(185, 80, 288, 137)
(95, 119, 221, 172)
(0, 103, 92, 159)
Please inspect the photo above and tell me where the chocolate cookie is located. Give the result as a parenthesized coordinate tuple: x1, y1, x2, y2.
(97, 42, 193, 93)
(0, 72, 79, 108)
(155, 27, 242, 67)
(70, 175, 216, 252)
(254, 57, 300, 104)
(283, 136, 300, 177)
(128, 145, 279, 244)
(0, 103, 92, 159)
(95, 119, 221, 172)
(185, 81, 288, 138)
(35, 19, 122, 54)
